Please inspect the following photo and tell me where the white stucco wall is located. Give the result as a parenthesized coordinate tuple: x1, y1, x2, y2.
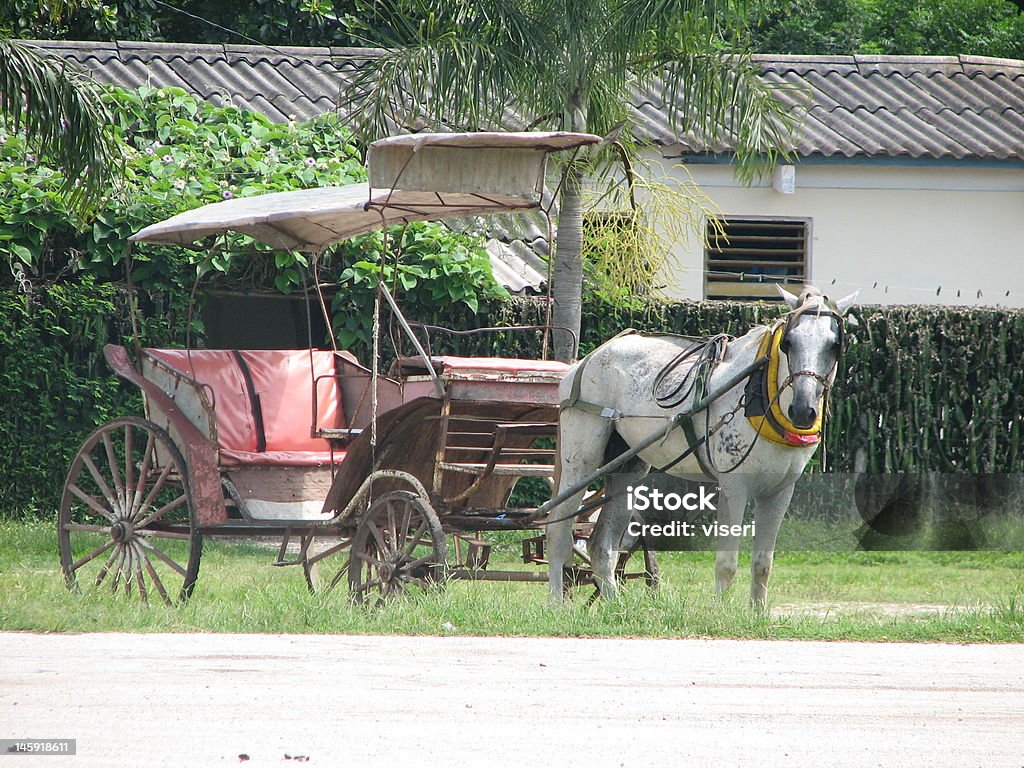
(648, 156, 1024, 307)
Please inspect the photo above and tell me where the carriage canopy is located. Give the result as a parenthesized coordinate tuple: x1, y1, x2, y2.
(130, 131, 600, 253)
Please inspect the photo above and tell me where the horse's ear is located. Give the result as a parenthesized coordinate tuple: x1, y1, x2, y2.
(834, 290, 859, 315)
(776, 284, 800, 309)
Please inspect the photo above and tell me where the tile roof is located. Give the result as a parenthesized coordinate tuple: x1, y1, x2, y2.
(636, 54, 1024, 160)
(28, 39, 374, 123)
(29, 40, 1024, 161)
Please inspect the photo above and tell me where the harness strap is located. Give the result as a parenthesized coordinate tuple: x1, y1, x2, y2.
(569, 401, 624, 420)
(652, 334, 727, 410)
(559, 327, 638, 418)
(676, 413, 715, 476)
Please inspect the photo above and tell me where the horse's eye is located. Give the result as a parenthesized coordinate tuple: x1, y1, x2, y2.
(779, 336, 791, 354)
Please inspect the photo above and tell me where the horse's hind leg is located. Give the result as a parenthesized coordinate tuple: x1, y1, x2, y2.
(548, 408, 613, 603)
(590, 455, 648, 601)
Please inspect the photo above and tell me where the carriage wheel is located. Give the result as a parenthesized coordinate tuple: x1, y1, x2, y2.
(58, 416, 202, 605)
(348, 491, 447, 606)
(302, 533, 352, 594)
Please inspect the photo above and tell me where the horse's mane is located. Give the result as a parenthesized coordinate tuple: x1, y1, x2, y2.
(796, 285, 839, 312)
(731, 323, 770, 357)
(797, 285, 823, 303)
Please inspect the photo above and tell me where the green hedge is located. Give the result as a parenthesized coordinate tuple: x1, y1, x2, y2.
(0, 278, 189, 515)
(602, 302, 1024, 475)
(402, 298, 1024, 476)
(4, 286, 1023, 517)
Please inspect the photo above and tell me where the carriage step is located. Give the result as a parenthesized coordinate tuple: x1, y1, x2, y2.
(522, 535, 546, 564)
(454, 534, 492, 570)
(439, 462, 554, 477)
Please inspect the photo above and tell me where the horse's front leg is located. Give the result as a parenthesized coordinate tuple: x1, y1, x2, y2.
(749, 483, 796, 609)
(548, 409, 613, 604)
(714, 481, 750, 596)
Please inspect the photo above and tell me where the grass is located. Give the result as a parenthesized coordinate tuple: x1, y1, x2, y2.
(1, 519, 1022, 642)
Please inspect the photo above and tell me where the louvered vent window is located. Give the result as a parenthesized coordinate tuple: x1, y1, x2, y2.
(705, 218, 809, 300)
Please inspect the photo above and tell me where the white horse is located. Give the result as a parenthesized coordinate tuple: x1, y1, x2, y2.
(548, 286, 857, 606)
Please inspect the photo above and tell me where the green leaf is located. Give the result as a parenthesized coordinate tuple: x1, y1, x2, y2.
(10, 244, 33, 264)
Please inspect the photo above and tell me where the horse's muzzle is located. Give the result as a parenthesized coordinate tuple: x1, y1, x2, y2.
(788, 403, 818, 429)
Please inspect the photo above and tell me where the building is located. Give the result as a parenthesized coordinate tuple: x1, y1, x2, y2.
(636, 55, 1024, 305)
(31, 41, 1024, 305)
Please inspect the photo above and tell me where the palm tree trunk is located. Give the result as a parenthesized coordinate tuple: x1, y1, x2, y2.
(552, 163, 584, 362)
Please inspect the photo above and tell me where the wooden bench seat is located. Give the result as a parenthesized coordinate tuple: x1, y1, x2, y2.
(144, 348, 349, 467)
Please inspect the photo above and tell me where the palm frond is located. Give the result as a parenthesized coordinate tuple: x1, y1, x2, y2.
(0, 38, 119, 215)
(613, 0, 736, 47)
(340, 0, 552, 141)
(618, 1, 802, 183)
(342, 0, 800, 180)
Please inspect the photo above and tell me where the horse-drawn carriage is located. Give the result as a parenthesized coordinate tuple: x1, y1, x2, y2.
(59, 130, 853, 608)
(57, 132, 659, 605)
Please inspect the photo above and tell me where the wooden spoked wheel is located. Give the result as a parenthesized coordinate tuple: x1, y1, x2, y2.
(58, 416, 202, 605)
(302, 533, 352, 594)
(348, 491, 447, 606)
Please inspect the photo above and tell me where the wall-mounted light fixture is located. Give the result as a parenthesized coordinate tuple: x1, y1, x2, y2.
(772, 164, 796, 194)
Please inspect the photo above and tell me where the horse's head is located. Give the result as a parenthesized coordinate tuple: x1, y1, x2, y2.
(774, 285, 858, 430)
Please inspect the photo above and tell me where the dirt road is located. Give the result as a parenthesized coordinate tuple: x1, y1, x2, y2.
(2, 632, 1022, 767)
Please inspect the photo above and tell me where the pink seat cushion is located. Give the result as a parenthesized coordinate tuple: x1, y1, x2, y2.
(146, 349, 258, 453)
(239, 350, 343, 453)
(434, 356, 570, 375)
